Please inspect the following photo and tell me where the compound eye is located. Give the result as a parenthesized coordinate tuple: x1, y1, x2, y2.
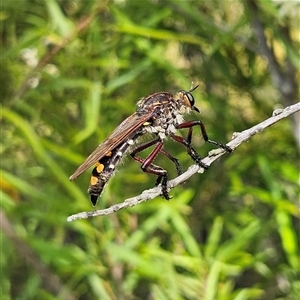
(185, 92, 195, 107)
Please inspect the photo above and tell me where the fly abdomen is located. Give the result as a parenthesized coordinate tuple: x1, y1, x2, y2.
(88, 160, 112, 206)
(88, 139, 136, 206)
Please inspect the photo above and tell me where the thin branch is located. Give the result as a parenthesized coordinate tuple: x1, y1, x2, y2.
(67, 102, 300, 221)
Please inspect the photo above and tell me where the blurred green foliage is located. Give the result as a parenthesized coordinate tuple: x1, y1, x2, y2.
(1, 0, 299, 299)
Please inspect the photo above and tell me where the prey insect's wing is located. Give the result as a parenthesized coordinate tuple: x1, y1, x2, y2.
(69, 111, 154, 180)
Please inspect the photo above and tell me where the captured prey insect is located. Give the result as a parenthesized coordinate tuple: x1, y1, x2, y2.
(69, 86, 232, 206)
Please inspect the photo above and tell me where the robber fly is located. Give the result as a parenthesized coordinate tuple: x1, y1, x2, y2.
(69, 85, 232, 206)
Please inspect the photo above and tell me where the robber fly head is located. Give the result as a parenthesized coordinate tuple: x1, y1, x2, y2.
(176, 84, 200, 113)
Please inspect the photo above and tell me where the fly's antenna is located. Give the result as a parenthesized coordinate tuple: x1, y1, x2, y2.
(189, 82, 199, 93)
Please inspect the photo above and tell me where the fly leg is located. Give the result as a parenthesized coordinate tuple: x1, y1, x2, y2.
(130, 139, 179, 200)
(130, 138, 183, 176)
(159, 148, 183, 176)
(171, 133, 209, 169)
(171, 120, 231, 168)
(176, 120, 232, 152)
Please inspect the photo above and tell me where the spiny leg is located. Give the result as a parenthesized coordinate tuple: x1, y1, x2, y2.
(171, 133, 209, 169)
(171, 120, 232, 167)
(176, 120, 232, 152)
(130, 138, 183, 176)
(130, 140, 172, 199)
(159, 148, 183, 176)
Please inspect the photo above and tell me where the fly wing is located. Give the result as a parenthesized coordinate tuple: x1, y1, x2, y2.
(69, 111, 153, 180)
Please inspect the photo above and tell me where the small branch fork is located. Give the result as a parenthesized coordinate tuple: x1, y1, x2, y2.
(67, 102, 300, 222)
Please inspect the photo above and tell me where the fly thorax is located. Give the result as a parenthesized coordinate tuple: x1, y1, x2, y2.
(144, 104, 185, 139)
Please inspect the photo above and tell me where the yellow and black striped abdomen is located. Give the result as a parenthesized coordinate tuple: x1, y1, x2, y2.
(88, 138, 136, 206)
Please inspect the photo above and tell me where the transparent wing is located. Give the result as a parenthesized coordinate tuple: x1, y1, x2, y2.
(69, 111, 153, 180)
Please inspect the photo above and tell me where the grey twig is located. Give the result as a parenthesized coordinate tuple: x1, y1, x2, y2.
(67, 102, 300, 221)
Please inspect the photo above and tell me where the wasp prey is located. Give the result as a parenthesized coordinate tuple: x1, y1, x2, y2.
(70, 86, 232, 206)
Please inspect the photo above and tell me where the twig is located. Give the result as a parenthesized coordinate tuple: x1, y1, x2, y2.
(67, 102, 300, 221)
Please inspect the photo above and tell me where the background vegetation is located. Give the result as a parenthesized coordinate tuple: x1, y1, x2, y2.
(1, 0, 299, 299)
